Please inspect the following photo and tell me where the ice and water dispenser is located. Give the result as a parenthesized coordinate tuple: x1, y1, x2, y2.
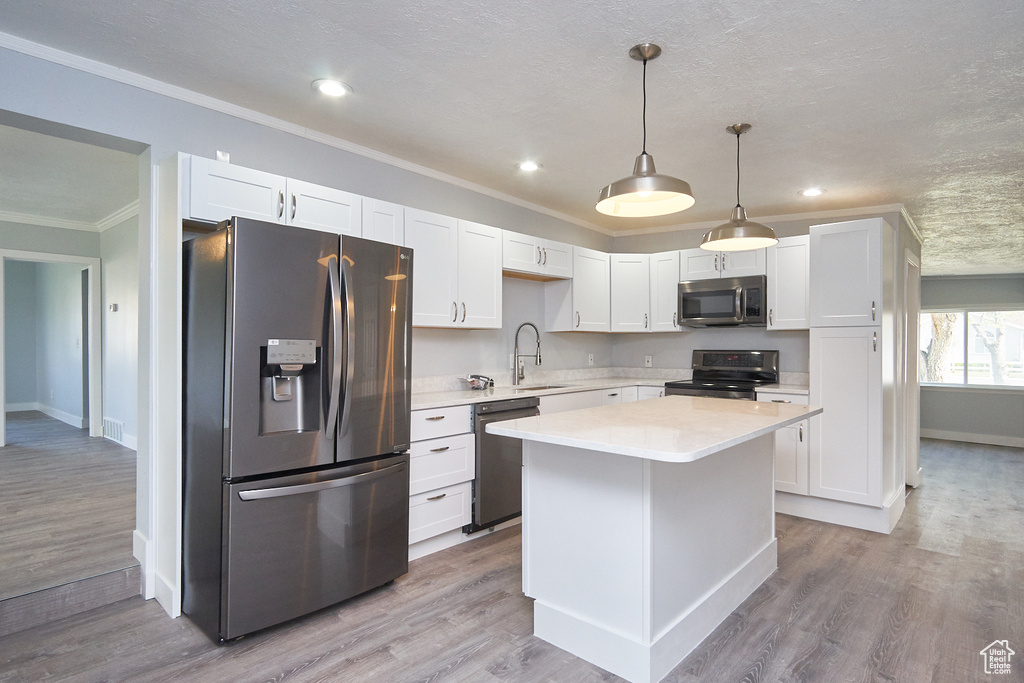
(259, 338, 321, 434)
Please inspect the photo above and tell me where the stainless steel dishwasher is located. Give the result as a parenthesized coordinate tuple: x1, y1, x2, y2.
(463, 395, 540, 533)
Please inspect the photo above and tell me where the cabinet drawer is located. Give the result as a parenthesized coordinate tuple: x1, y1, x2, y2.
(410, 405, 472, 441)
(409, 434, 475, 496)
(756, 392, 808, 405)
(409, 481, 472, 544)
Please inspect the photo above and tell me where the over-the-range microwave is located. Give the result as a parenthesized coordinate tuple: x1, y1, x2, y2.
(677, 274, 767, 327)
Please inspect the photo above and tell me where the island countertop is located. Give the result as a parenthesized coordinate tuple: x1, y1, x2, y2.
(487, 394, 822, 463)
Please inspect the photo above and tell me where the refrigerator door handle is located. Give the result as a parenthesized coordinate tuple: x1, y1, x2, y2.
(238, 462, 407, 500)
(339, 255, 356, 437)
(325, 255, 343, 438)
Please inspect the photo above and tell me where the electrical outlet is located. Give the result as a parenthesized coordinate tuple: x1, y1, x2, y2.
(644, 355, 653, 368)
(587, 353, 594, 366)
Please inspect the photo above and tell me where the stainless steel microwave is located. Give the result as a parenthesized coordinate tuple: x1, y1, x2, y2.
(677, 275, 767, 327)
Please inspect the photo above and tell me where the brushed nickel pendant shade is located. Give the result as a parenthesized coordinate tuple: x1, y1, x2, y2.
(596, 43, 695, 218)
(701, 124, 778, 251)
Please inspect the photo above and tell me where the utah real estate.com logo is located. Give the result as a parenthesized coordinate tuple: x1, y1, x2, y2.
(980, 640, 1015, 675)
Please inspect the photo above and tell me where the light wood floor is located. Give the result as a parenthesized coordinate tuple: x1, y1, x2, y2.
(0, 411, 137, 600)
(1, 439, 1021, 682)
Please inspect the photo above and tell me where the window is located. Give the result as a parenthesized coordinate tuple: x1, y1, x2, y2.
(920, 310, 1024, 386)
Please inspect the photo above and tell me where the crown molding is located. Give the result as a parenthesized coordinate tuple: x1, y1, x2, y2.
(0, 209, 95, 232)
(0, 30, 609, 236)
(96, 199, 140, 232)
(608, 203, 912, 238)
(899, 205, 924, 245)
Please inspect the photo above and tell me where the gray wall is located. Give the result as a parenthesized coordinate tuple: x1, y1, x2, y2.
(34, 262, 86, 425)
(4, 260, 38, 406)
(919, 273, 1024, 445)
(100, 216, 139, 443)
(0, 220, 101, 258)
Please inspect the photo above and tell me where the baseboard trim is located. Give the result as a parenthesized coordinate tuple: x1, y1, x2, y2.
(921, 429, 1024, 449)
(776, 491, 905, 534)
(36, 404, 86, 429)
(4, 402, 38, 412)
(0, 566, 141, 637)
(133, 530, 156, 600)
(153, 570, 180, 618)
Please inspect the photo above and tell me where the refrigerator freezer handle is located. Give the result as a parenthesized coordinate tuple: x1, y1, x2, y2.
(340, 255, 356, 437)
(238, 462, 407, 500)
(325, 255, 343, 438)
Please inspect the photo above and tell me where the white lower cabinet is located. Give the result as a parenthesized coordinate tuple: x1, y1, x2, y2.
(408, 406, 474, 546)
(637, 385, 665, 400)
(538, 386, 638, 414)
(756, 392, 809, 494)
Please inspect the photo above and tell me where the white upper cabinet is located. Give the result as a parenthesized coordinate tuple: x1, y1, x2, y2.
(457, 220, 503, 328)
(188, 156, 286, 223)
(610, 254, 651, 332)
(404, 209, 501, 329)
(361, 198, 405, 245)
(286, 178, 361, 235)
(680, 247, 766, 280)
(545, 247, 610, 332)
(809, 218, 884, 327)
(649, 250, 683, 332)
(766, 235, 810, 330)
(188, 156, 362, 235)
(502, 231, 573, 279)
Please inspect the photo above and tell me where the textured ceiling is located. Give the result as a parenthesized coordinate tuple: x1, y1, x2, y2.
(0, 0, 1021, 274)
(0, 124, 138, 228)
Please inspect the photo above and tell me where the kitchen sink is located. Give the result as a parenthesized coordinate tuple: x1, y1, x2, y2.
(512, 384, 570, 392)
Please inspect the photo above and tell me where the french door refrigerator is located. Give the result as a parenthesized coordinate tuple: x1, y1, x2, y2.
(183, 216, 413, 642)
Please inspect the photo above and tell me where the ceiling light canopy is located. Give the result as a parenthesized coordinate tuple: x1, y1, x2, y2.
(312, 79, 350, 97)
(701, 124, 778, 252)
(596, 43, 694, 218)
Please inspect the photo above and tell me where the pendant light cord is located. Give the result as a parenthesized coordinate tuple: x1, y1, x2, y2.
(641, 58, 648, 154)
(735, 131, 742, 208)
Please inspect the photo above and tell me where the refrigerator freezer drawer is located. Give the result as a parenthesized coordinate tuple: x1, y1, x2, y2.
(222, 454, 409, 640)
(409, 481, 472, 544)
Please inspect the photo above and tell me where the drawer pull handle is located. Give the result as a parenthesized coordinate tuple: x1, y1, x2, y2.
(429, 446, 450, 452)
(425, 415, 445, 421)
(771, 399, 791, 403)
(427, 493, 447, 501)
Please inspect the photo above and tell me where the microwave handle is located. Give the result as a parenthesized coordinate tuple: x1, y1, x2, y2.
(734, 287, 743, 320)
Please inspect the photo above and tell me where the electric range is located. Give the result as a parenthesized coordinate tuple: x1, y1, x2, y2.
(664, 350, 779, 400)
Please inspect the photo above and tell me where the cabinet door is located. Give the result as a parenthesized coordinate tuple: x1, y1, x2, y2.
(649, 250, 682, 332)
(610, 254, 650, 332)
(637, 386, 665, 400)
(539, 239, 573, 278)
(767, 235, 809, 330)
(539, 389, 609, 414)
(809, 327, 883, 505)
(189, 156, 286, 223)
(287, 179, 361, 235)
(405, 209, 459, 327)
(362, 199, 405, 245)
(721, 249, 766, 277)
(572, 247, 610, 331)
(457, 220, 502, 329)
(502, 231, 542, 274)
(680, 248, 720, 280)
(810, 218, 883, 327)
(757, 392, 809, 494)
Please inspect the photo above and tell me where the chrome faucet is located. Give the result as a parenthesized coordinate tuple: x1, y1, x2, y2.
(513, 322, 542, 386)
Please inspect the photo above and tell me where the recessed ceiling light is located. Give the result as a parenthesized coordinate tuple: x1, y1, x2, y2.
(312, 79, 351, 97)
(800, 187, 825, 197)
(518, 161, 542, 172)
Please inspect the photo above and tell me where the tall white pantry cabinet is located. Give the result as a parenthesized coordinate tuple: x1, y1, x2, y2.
(784, 217, 909, 534)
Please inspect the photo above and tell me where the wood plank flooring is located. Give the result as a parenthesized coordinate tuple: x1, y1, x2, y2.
(0, 411, 137, 601)
(1, 438, 1022, 682)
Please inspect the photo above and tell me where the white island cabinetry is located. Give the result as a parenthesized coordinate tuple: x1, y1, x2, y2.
(490, 397, 820, 683)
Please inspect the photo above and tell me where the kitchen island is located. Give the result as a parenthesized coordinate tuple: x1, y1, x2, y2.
(488, 395, 822, 683)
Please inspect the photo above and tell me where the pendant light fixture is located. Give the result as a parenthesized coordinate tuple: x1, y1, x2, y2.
(596, 43, 695, 218)
(700, 124, 778, 251)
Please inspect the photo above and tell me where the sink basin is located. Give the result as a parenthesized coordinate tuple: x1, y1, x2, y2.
(512, 384, 570, 392)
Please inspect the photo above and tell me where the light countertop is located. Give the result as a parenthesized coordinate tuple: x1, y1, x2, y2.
(411, 376, 677, 411)
(486, 395, 821, 463)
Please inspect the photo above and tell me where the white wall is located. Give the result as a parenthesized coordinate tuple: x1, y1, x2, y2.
(34, 262, 87, 427)
(100, 215, 139, 446)
(3, 260, 38, 406)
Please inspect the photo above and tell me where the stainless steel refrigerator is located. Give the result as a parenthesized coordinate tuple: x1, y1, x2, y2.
(182, 216, 413, 642)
